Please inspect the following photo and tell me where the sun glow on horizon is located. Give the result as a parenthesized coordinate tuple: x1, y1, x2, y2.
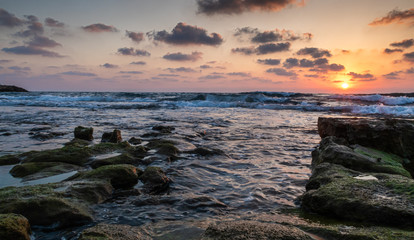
(341, 82, 349, 89)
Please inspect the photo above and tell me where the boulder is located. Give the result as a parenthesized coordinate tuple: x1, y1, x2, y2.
(79, 223, 151, 240)
(10, 162, 80, 179)
(128, 137, 142, 145)
(101, 129, 122, 143)
(312, 136, 411, 177)
(0, 213, 31, 240)
(152, 125, 175, 133)
(139, 166, 170, 194)
(317, 117, 414, 175)
(302, 163, 414, 228)
(0, 154, 20, 166)
(65, 180, 113, 204)
(74, 126, 94, 141)
(203, 220, 313, 240)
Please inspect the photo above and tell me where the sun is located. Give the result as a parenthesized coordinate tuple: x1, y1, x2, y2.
(341, 82, 349, 89)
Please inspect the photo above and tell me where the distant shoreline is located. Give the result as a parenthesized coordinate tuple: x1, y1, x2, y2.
(0, 85, 28, 92)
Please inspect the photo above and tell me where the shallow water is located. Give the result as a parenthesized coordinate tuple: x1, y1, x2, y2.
(0, 91, 413, 239)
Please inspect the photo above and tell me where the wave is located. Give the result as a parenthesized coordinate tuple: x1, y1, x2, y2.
(330, 94, 414, 106)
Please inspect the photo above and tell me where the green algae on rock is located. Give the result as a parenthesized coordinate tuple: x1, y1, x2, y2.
(139, 166, 171, 194)
(0, 213, 31, 240)
(10, 162, 80, 178)
(79, 223, 151, 240)
(74, 126, 94, 141)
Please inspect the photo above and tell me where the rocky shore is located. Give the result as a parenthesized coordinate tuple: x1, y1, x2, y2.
(0, 85, 28, 92)
(0, 118, 414, 239)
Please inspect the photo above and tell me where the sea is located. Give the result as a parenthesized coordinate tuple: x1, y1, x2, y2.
(0, 91, 413, 239)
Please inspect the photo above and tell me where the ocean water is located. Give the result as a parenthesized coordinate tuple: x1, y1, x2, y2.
(0, 91, 413, 239)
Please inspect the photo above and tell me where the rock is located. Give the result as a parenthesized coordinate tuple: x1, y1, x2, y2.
(79, 223, 151, 240)
(0, 85, 28, 92)
(0, 184, 93, 228)
(312, 136, 411, 177)
(317, 117, 414, 175)
(90, 153, 140, 169)
(139, 166, 170, 194)
(29, 131, 66, 141)
(66, 180, 113, 204)
(301, 162, 414, 228)
(0, 154, 20, 166)
(152, 125, 175, 133)
(0, 213, 31, 240)
(10, 162, 80, 179)
(74, 126, 94, 141)
(74, 164, 141, 189)
(19, 145, 93, 166)
(128, 137, 142, 145)
(146, 139, 179, 157)
(203, 220, 313, 240)
(101, 129, 122, 143)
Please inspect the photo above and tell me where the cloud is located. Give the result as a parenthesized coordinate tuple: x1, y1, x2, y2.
(235, 28, 312, 43)
(406, 67, 414, 74)
(26, 36, 61, 48)
(167, 67, 197, 73)
(82, 23, 118, 33)
(0, 59, 12, 64)
(384, 48, 403, 54)
(126, 30, 144, 43)
(117, 47, 150, 56)
(232, 42, 290, 55)
(0, 8, 23, 28)
(15, 18, 44, 37)
(321, 63, 345, 72)
(8, 66, 30, 71)
(45, 18, 64, 27)
(61, 71, 96, 77)
(199, 74, 225, 80)
(304, 74, 319, 78)
(163, 51, 202, 61)
(390, 39, 414, 48)
(297, 47, 332, 58)
(369, 8, 414, 26)
(404, 51, 414, 62)
(200, 64, 212, 69)
(257, 58, 281, 65)
(101, 63, 118, 68)
(283, 58, 329, 68)
(197, 0, 306, 15)
(119, 71, 143, 74)
(231, 46, 256, 55)
(383, 71, 402, 80)
(266, 67, 297, 77)
(348, 72, 376, 81)
(2, 45, 63, 57)
(227, 72, 251, 77)
(130, 61, 146, 65)
(149, 22, 223, 46)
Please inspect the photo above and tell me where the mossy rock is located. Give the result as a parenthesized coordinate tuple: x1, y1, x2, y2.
(146, 139, 179, 157)
(66, 180, 113, 204)
(64, 138, 91, 148)
(10, 162, 80, 178)
(139, 166, 170, 194)
(90, 153, 139, 169)
(0, 184, 92, 227)
(79, 223, 151, 240)
(89, 141, 133, 155)
(74, 126, 94, 141)
(146, 139, 176, 149)
(75, 164, 141, 189)
(19, 145, 92, 166)
(0, 213, 31, 240)
(302, 163, 414, 228)
(0, 154, 20, 166)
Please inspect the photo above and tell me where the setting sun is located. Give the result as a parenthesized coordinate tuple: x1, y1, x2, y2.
(341, 82, 349, 89)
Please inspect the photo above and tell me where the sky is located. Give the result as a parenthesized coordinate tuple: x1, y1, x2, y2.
(0, 0, 413, 93)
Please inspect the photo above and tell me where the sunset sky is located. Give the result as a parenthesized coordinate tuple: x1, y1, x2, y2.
(0, 0, 413, 93)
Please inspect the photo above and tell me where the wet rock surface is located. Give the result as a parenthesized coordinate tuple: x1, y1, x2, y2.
(0, 213, 31, 240)
(101, 129, 122, 143)
(74, 126, 94, 141)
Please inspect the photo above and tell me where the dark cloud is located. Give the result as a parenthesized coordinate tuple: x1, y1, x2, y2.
(197, 0, 305, 15)
(117, 47, 150, 56)
(237, 28, 312, 43)
(266, 67, 297, 77)
(130, 61, 146, 65)
(322, 63, 345, 72)
(45, 18, 64, 27)
(0, 59, 12, 64)
(257, 58, 281, 65)
(390, 39, 414, 48)
(406, 67, 414, 74)
(257, 43, 290, 54)
(231, 46, 256, 55)
(234, 27, 258, 36)
(200, 64, 212, 69)
(369, 8, 414, 26)
(126, 30, 144, 43)
(283, 58, 329, 69)
(0, 8, 23, 27)
(27, 36, 61, 48)
(384, 48, 403, 54)
(297, 47, 331, 58)
(227, 72, 251, 77)
(101, 63, 118, 69)
(163, 51, 202, 62)
(82, 23, 118, 33)
(159, 74, 180, 77)
(149, 22, 223, 46)
(15, 19, 44, 38)
(199, 74, 225, 80)
(167, 67, 197, 73)
(403, 51, 414, 62)
(2, 46, 63, 57)
(61, 71, 97, 77)
(304, 74, 319, 78)
(348, 72, 376, 81)
(120, 71, 143, 74)
(383, 71, 402, 80)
